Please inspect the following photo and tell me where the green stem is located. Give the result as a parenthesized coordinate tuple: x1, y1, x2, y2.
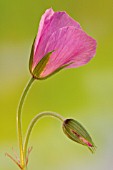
(17, 77, 35, 169)
(23, 111, 65, 159)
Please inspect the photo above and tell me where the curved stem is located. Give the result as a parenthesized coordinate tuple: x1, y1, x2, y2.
(23, 111, 65, 159)
(17, 77, 35, 169)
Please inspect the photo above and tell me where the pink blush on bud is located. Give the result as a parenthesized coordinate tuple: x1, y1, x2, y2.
(79, 136, 93, 147)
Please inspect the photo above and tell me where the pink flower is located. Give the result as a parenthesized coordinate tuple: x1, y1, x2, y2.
(29, 8, 97, 79)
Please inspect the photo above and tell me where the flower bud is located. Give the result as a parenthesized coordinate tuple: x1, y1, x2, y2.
(63, 119, 96, 153)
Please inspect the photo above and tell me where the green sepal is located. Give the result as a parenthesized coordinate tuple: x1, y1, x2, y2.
(32, 51, 53, 79)
(29, 38, 36, 74)
(63, 119, 96, 153)
(38, 62, 73, 80)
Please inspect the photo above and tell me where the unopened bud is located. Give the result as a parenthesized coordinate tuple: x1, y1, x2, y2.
(63, 119, 96, 153)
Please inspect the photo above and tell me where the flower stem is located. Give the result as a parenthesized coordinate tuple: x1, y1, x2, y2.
(17, 77, 35, 169)
(23, 111, 65, 159)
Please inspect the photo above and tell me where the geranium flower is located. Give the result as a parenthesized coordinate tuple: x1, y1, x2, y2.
(29, 8, 97, 79)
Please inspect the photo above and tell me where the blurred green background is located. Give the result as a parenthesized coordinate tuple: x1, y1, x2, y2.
(0, 0, 113, 170)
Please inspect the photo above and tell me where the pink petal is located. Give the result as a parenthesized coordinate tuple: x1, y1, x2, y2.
(34, 8, 54, 54)
(39, 26, 96, 78)
(33, 8, 81, 69)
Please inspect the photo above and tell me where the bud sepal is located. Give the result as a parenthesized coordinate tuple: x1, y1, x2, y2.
(63, 119, 96, 153)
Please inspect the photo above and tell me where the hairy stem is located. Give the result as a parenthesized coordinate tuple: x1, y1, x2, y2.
(17, 77, 35, 168)
(23, 111, 65, 159)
